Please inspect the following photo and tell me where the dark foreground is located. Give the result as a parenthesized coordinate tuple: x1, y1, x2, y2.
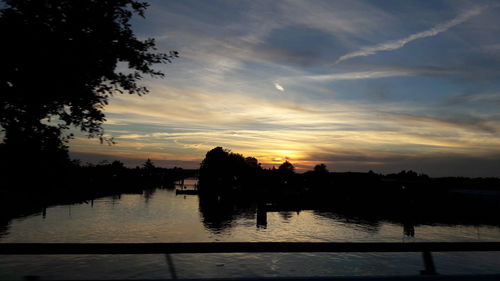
(2, 242, 500, 281)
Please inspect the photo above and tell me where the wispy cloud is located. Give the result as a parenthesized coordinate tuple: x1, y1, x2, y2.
(274, 82, 285, 92)
(74, 85, 500, 165)
(66, 1, 500, 176)
(300, 70, 412, 82)
(335, 6, 487, 63)
(446, 92, 500, 105)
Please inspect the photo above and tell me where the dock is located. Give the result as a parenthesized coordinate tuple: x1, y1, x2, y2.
(176, 189, 199, 195)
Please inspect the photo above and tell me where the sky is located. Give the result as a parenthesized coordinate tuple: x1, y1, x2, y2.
(70, 0, 500, 177)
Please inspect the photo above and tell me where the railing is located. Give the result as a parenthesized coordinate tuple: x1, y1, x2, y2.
(1, 242, 500, 280)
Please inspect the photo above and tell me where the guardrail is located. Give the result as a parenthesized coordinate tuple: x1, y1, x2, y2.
(1, 242, 500, 280)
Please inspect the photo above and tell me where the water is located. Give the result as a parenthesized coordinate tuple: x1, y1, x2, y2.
(1, 180, 500, 280)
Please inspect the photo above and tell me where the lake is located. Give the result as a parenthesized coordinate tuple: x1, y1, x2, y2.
(1, 179, 500, 280)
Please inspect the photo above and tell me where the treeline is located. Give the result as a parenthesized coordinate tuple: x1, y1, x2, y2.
(68, 159, 192, 193)
(1, 158, 189, 194)
(198, 147, 500, 212)
(0, 158, 192, 224)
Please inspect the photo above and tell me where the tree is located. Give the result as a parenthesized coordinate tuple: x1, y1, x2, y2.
(0, 0, 177, 164)
(143, 158, 156, 170)
(278, 161, 295, 173)
(245, 157, 260, 168)
(198, 147, 262, 194)
(313, 163, 328, 174)
(199, 147, 241, 190)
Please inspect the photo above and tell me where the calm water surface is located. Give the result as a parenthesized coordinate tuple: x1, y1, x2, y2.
(1, 180, 500, 280)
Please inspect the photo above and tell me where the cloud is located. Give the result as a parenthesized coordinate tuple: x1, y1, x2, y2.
(65, 1, 500, 177)
(274, 82, 285, 92)
(299, 70, 412, 82)
(308, 150, 500, 177)
(446, 92, 500, 106)
(335, 6, 488, 63)
(277, 0, 394, 36)
(381, 111, 499, 134)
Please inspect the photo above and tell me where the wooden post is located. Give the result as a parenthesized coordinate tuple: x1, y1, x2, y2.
(257, 203, 267, 228)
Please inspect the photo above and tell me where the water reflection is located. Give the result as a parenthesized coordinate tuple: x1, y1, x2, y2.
(403, 221, 415, 237)
(198, 195, 236, 233)
(279, 212, 294, 222)
(196, 193, 500, 238)
(2, 178, 500, 241)
(143, 188, 156, 203)
(2, 187, 500, 279)
(256, 206, 267, 228)
(314, 211, 381, 234)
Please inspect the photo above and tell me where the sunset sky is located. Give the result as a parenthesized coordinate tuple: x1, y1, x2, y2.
(70, 0, 500, 177)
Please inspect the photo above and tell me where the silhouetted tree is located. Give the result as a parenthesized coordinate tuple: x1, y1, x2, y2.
(274, 160, 300, 194)
(0, 0, 177, 172)
(110, 160, 125, 170)
(245, 157, 260, 168)
(278, 161, 295, 173)
(306, 163, 331, 193)
(198, 147, 265, 195)
(143, 158, 156, 170)
(199, 147, 242, 192)
(313, 163, 329, 174)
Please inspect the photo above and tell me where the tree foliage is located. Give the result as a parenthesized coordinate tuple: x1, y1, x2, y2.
(0, 0, 177, 160)
(143, 158, 156, 170)
(278, 160, 295, 173)
(198, 147, 262, 194)
(313, 163, 328, 174)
